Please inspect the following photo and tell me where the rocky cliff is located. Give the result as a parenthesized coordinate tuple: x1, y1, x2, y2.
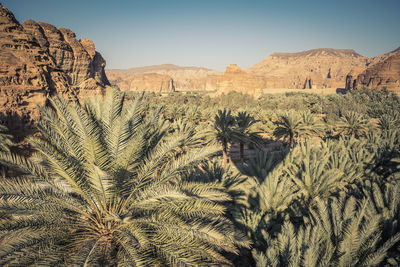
(216, 64, 264, 96)
(346, 47, 400, 93)
(247, 48, 368, 89)
(0, 3, 109, 130)
(107, 64, 221, 91)
(106, 71, 175, 92)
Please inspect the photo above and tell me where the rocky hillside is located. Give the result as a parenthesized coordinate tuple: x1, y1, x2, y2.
(346, 47, 400, 93)
(247, 48, 368, 89)
(0, 3, 109, 129)
(216, 64, 264, 96)
(107, 64, 221, 91)
(106, 71, 175, 92)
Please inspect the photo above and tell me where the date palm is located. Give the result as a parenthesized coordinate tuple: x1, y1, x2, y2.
(0, 125, 14, 177)
(0, 125, 13, 152)
(283, 139, 367, 206)
(378, 110, 400, 132)
(239, 151, 296, 250)
(336, 111, 370, 138)
(299, 110, 325, 140)
(273, 111, 304, 148)
(254, 195, 400, 266)
(0, 89, 249, 266)
(211, 109, 246, 168)
(236, 111, 264, 163)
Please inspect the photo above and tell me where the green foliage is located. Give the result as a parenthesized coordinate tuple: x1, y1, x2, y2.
(273, 110, 304, 147)
(2, 87, 400, 266)
(211, 109, 238, 151)
(0, 125, 13, 152)
(336, 111, 371, 138)
(0, 89, 249, 266)
(378, 110, 400, 132)
(254, 195, 400, 267)
(237, 128, 400, 266)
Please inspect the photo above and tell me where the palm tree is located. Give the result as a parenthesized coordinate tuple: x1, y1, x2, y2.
(239, 151, 296, 250)
(0, 125, 14, 177)
(378, 110, 400, 132)
(0, 89, 249, 266)
(283, 140, 367, 205)
(362, 181, 400, 242)
(254, 195, 400, 266)
(299, 110, 325, 140)
(0, 125, 13, 152)
(336, 111, 370, 138)
(236, 111, 264, 163)
(211, 109, 246, 168)
(273, 111, 304, 148)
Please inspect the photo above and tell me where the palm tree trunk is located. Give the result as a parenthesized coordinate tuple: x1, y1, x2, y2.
(222, 148, 228, 169)
(239, 142, 244, 163)
(289, 133, 294, 148)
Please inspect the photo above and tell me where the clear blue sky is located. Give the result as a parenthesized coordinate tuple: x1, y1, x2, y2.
(3, 0, 400, 71)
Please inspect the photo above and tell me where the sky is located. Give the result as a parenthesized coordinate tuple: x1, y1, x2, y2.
(3, 0, 400, 71)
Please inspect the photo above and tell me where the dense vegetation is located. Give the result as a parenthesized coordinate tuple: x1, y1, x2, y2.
(1, 88, 400, 266)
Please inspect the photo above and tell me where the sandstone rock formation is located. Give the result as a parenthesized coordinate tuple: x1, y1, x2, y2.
(106, 72, 175, 92)
(346, 47, 400, 93)
(0, 3, 109, 135)
(247, 48, 368, 89)
(107, 64, 221, 91)
(22, 20, 110, 97)
(216, 64, 264, 96)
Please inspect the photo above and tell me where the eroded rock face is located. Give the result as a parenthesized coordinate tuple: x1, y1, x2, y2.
(0, 3, 109, 137)
(106, 72, 175, 92)
(0, 5, 57, 122)
(346, 48, 400, 93)
(247, 48, 368, 89)
(216, 64, 265, 96)
(106, 64, 221, 91)
(22, 21, 110, 96)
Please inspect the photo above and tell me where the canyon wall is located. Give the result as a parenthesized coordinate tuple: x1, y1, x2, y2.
(106, 71, 175, 92)
(107, 64, 221, 92)
(346, 47, 400, 93)
(215, 64, 264, 96)
(247, 48, 368, 90)
(0, 3, 109, 136)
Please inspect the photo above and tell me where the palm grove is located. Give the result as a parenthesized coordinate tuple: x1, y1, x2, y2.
(0, 87, 400, 266)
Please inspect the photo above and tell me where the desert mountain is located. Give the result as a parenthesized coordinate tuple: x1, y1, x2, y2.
(246, 48, 368, 89)
(216, 64, 264, 96)
(0, 3, 109, 129)
(106, 71, 175, 93)
(110, 49, 376, 96)
(106, 64, 221, 92)
(346, 47, 400, 93)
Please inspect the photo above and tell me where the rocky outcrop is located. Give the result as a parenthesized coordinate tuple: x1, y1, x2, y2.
(216, 64, 265, 96)
(346, 48, 400, 93)
(0, 3, 109, 137)
(107, 64, 221, 91)
(247, 48, 368, 89)
(22, 20, 110, 96)
(106, 72, 175, 92)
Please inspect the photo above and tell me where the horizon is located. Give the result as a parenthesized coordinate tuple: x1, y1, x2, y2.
(3, 0, 400, 71)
